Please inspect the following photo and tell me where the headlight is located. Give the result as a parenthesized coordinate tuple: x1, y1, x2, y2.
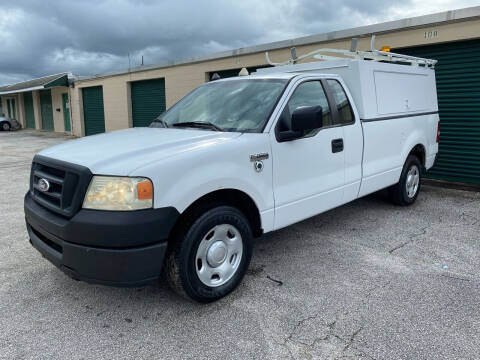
(83, 176, 153, 210)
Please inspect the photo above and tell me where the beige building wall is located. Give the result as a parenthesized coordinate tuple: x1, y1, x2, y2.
(32, 90, 42, 130)
(1, 94, 21, 121)
(1, 86, 70, 131)
(50, 87, 70, 133)
(70, 17, 480, 137)
(70, 85, 83, 136)
(17, 93, 25, 128)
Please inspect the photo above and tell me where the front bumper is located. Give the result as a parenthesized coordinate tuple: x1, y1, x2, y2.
(24, 192, 180, 286)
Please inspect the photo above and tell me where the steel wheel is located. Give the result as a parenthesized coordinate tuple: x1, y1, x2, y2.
(406, 165, 420, 198)
(2, 122, 10, 131)
(165, 205, 253, 302)
(195, 224, 243, 287)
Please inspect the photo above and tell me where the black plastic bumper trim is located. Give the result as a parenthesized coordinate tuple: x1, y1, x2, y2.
(25, 192, 179, 248)
(24, 190, 180, 286)
(27, 221, 168, 287)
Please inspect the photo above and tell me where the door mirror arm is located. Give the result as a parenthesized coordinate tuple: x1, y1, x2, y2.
(277, 129, 303, 142)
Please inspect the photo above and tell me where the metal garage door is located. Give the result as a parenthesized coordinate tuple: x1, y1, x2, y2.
(82, 86, 105, 136)
(131, 78, 166, 127)
(40, 89, 54, 131)
(398, 39, 480, 184)
(23, 92, 35, 129)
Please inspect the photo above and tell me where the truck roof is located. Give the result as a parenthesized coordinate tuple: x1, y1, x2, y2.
(213, 71, 339, 82)
(213, 72, 297, 81)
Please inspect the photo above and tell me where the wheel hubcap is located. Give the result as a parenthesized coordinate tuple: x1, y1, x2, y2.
(406, 165, 420, 198)
(206, 241, 228, 267)
(2, 123, 8, 130)
(195, 224, 243, 287)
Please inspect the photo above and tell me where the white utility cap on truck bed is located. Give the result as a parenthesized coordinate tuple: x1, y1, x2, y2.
(255, 59, 438, 121)
(255, 35, 438, 121)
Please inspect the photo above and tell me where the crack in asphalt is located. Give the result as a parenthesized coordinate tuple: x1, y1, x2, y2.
(388, 227, 427, 254)
(276, 311, 374, 360)
(440, 273, 471, 282)
(460, 211, 479, 226)
(342, 326, 364, 352)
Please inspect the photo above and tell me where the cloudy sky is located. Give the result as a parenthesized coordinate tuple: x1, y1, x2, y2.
(0, 0, 478, 85)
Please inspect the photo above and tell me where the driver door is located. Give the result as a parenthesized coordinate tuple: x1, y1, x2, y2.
(270, 79, 345, 230)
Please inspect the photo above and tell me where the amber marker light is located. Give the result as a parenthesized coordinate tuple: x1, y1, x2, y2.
(380, 46, 391, 52)
(137, 179, 153, 200)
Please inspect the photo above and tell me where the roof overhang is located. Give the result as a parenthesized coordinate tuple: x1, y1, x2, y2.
(0, 73, 70, 95)
(0, 85, 45, 95)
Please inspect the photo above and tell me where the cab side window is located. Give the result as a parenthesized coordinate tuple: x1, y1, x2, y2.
(327, 79, 354, 125)
(277, 81, 332, 136)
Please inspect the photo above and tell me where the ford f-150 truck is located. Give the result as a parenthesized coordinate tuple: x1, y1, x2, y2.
(24, 50, 440, 302)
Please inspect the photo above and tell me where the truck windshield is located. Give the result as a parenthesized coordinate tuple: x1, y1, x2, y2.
(150, 79, 288, 132)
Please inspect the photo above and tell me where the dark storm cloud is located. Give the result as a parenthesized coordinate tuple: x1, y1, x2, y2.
(0, 0, 453, 85)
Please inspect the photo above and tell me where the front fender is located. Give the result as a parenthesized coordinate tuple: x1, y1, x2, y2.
(131, 133, 275, 232)
(160, 160, 270, 213)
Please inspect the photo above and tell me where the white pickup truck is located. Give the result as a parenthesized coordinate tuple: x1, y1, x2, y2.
(25, 52, 439, 302)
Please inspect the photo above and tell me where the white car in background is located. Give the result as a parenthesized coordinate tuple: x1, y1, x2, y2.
(0, 115, 22, 131)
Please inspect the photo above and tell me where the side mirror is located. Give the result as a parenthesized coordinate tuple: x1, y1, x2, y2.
(277, 105, 323, 142)
(291, 105, 323, 132)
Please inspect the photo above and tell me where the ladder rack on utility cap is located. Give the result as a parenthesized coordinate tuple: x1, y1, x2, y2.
(265, 35, 437, 68)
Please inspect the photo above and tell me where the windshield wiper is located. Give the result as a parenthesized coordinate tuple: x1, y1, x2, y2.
(172, 121, 223, 131)
(151, 118, 169, 128)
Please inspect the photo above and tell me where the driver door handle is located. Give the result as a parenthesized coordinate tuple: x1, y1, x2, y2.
(331, 138, 344, 153)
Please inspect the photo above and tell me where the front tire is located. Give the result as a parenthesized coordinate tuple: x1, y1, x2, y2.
(389, 155, 422, 206)
(1, 122, 10, 131)
(165, 206, 253, 303)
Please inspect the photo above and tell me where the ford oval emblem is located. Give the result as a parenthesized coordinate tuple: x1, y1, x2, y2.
(37, 178, 50, 192)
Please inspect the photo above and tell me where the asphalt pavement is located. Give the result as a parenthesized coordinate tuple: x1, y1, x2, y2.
(1, 129, 479, 359)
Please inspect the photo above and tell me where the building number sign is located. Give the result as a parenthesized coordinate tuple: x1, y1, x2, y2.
(424, 30, 438, 39)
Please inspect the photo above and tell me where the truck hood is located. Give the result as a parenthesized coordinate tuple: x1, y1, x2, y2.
(38, 127, 242, 175)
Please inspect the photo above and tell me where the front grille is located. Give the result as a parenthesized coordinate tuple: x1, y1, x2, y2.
(33, 164, 68, 208)
(30, 155, 93, 218)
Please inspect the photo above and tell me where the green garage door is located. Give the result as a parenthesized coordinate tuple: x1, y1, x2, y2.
(40, 89, 54, 130)
(131, 78, 166, 127)
(398, 39, 480, 184)
(82, 86, 105, 136)
(23, 92, 35, 129)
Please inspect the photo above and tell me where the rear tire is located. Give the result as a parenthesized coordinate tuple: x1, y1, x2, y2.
(389, 155, 422, 206)
(165, 206, 253, 303)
